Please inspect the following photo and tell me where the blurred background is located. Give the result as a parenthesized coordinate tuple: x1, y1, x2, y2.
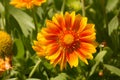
(0, 0, 120, 80)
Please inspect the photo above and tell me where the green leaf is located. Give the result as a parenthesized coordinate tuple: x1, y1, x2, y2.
(48, 8, 54, 18)
(111, 30, 120, 50)
(26, 78, 41, 80)
(94, 50, 107, 62)
(50, 73, 68, 80)
(89, 50, 107, 76)
(108, 16, 119, 36)
(43, 61, 53, 70)
(104, 64, 120, 76)
(106, 0, 119, 13)
(9, 6, 35, 37)
(0, 2, 4, 13)
(6, 78, 18, 80)
(14, 39, 24, 59)
(0, 2, 5, 29)
(66, 0, 81, 11)
(103, 47, 113, 62)
(54, 0, 62, 10)
(37, 7, 44, 20)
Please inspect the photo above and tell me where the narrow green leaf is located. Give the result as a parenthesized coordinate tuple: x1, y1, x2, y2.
(14, 39, 24, 59)
(6, 78, 18, 80)
(26, 78, 41, 80)
(0, 2, 4, 13)
(106, 0, 119, 13)
(103, 47, 113, 62)
(9, 6, 35, 37)
(37, 7, 44, 20)
(89, 50, 107, 76)
(108, 16, 119, 36)
(0, 2, 5, 29)
(94, 50, 107, 62)
(48, 8, 54, 18)
(104, 64, 120, 76)
(50, 73, 68, 80)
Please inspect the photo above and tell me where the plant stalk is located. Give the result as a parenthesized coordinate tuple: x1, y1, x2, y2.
(61, 0, 66, 13)
(31, 8, 38, 33)
(28, 59, 41, 78)
(81, 0, 85, 16)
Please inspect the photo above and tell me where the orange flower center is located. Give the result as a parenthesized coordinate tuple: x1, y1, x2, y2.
(63, 34, 74, 45)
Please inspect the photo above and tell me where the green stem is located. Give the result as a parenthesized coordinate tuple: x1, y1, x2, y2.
(61, 0, 66, 13)
(1, 14, 5, 29)
(81, 0, 85, 16)
(28, 59, 41, 78)
(3, 0, 10, 32)
(31, 8, 38, 33)
(0, 12, 5, 29)
(79, 63, 88, 80)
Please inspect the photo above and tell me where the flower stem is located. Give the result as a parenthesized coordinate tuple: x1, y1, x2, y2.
(81, 0, 85, 16)
(28, 59, 41, 78)
(3, 0, 10, 32)
(31, 8, 38, 33)
(1, 14, 5, 29)
(61, 0, 66, 13)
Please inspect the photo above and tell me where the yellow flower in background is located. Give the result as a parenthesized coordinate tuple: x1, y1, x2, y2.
(10, 0, 46, 9)
(33, 0, 46, 6)
(33, 12, 97, 70)
(0, 31, 13, 76)
(0, 31, 13, 56)
(0, 57, 12, 76)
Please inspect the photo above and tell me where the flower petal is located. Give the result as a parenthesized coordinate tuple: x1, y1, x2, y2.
(78, 48, 93, 60)
(46, 20, 61, 33)
(54, 13, 66, 31)
(60, 52, 66, 70)
(80, 33, 96, 42)
(66, 52, 78, 68)
(75, 50, 88, 64)
(51, 52, 62, 66)
(32, 41, 46, 56)
(72, 14, 82, 31)
(65, 12, 75, 30)
(78, 17, 87, 33)
(46, 47, 62, 60)
(80, 42, 96, 54)
(10, 0, 46, 9)
(33, 0, 46, 6)
(84, 24, 95, 31)
(46, 43, 59, 56)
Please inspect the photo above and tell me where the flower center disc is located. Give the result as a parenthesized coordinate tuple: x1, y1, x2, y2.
(63, 34, 74, 45)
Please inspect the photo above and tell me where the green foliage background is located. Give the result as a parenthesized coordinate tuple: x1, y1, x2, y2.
(0, 0, 120, 80)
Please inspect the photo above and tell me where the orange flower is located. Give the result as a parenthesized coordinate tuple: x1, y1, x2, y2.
(33, 0, 46, 6)
(33, 12, 97, 70)
(10, 0, 46, 9)
(0, 57, 12, 76)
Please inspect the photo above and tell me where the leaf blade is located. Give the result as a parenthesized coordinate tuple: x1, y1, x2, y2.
(9, 6, 35, 37)
(108, 16, 119, 36)
(104, 64, 120, 76)
(89, 50, 107, 76)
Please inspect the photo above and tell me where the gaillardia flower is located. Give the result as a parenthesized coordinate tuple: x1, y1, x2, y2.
(10, 0, 46, 9)
(33, 12, 97, 70)
(0, 31, 13, 56)
(0, 57, 12, 76)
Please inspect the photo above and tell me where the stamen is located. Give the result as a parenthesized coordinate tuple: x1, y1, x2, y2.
(63, 34, 74, 45)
